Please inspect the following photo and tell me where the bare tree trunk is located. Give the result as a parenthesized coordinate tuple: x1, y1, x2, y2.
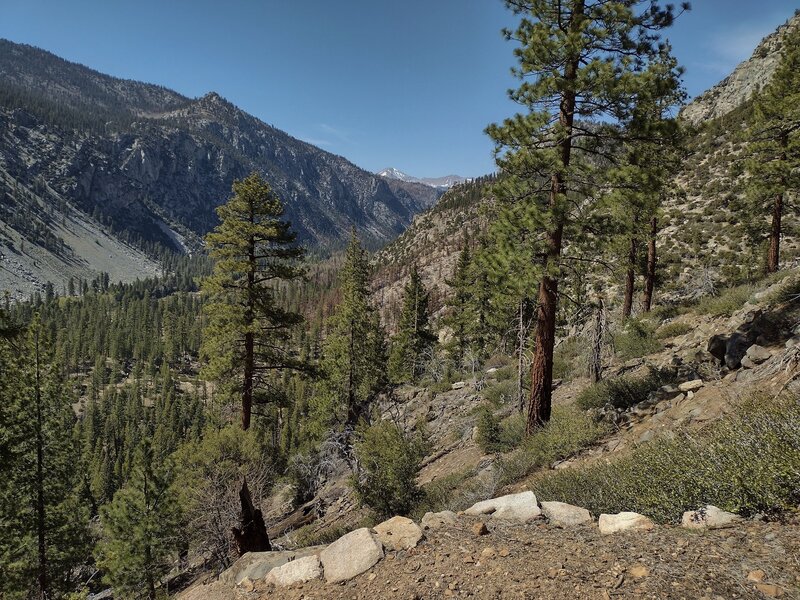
(34, 327, 47, 600)
(642, 216, 657, 312)
(516, 298, 531, 413)
(526, 0, 582, 434)
(231, 478, 271, 555)
(622, 236, 637, 319)
(589, 298, 605, 383)
(767, 192, 783, 274)
(242, 207, 256, 431)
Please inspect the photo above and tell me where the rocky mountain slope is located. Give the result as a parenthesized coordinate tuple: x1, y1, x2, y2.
(378, 167, 469, 189)
(681, 12, 800, 125)
(0, 39, 439, 297)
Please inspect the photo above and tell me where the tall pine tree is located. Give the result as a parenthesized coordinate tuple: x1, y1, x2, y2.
(487, 0, 686, 433)
(201, 172, 305, 431)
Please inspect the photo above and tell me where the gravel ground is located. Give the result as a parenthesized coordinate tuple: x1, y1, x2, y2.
(182, 515, 800, 600)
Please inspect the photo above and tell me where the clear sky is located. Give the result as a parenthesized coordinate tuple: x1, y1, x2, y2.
(1, 0, 797, 178)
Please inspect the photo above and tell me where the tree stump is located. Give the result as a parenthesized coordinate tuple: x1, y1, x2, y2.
(231, 478, 271, 555)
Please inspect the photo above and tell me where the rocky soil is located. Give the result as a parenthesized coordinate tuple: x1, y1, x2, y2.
(181, 513, 800, 599)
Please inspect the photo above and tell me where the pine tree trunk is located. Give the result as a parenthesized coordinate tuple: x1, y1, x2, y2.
(622, 237, 637, 319)
(767, 192, 783, 274)
(242, 208, 256, 431)
(34, 328, 47, 600)
(526, 1, 582, 434)
(642, 216, 657, 312)
(590, 298, 605, 383)
(517, 299, 526, 414)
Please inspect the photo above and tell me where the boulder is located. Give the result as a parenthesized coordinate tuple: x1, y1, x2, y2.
(725, 332, 755, 369)
(741, 356, 757, 369)
(464, 491, 541, 522)
(451, 381, 467, 390)
(540, 501, 592, 527)
(373, 516, 424, 550)
(598, 512, 655, 534)
(319, 528, 384, 583)
(707, 334, 729, 362)
(745, 344, 772, 364)
(221, 550, 307, 586)
(681, 505, 741, 529)
(264, 555, 322, 587)
(678, 379, 703, 392)
(785, 335, 800, 349)
(421, 510, 457, 530)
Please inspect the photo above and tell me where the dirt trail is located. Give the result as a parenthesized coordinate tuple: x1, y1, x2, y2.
(182, 515, 800, 600)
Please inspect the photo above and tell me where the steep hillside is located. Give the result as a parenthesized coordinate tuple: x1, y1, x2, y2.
(0, 39, 438, 297)
(681, 12, 800, 125)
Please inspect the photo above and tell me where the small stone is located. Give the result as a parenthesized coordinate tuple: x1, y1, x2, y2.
(421, 510, 457, 530)
(451, 381, 467, 390)
(481, 546, 497, 558)
(678, 379, 704, 392)
(472, 521, 489, 536)
(745, 344, 772, 364)
(755, 583, 784, 598)
(373, 516, 424, 551)
(630, 565, 649, 578)
(498, 547, 510, 557)
(747, 570, 766, 582)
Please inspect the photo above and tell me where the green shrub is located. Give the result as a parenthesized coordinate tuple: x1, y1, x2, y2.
(613, 319, 662, 360)
(532, 395, 800, 522)
(694, 283, 756, 316)
(497, 407, 610, 486)
(575, 369, 673, 411)
(481, 378, 517, 406)
(476, 409, 525, 453)
(351, 420, 429, 518)
(412, 469, 476, 518)
(553, 337, 582, 381)
(655, 321, 693, 339)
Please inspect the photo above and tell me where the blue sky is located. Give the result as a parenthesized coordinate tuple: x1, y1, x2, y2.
(1, 0, 797, 177)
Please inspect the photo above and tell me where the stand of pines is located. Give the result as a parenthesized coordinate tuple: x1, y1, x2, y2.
(487, 0, 688, 433)
(743, 24, 800, 274)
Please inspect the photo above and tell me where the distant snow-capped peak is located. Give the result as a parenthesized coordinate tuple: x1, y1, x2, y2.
(378, 167, 468, 189)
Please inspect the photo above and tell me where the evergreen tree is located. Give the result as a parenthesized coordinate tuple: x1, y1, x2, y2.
(0, 316, 89, 600)
(97, 440, 182, 600)
(486, 0, 686, 433)
(388, 265, 435, 383)
(201, 172, 305, 430)
(743, 25, 800, 274)
(602, 46, 685, 317)
(444, 240, 477, 366)
(309, 231, 385, 441)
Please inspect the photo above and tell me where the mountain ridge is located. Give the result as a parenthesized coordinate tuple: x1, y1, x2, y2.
(378, 166, 468, 189)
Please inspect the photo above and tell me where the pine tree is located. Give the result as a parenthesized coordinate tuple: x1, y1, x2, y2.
(201, 172, 305, 430)
(444, 240, 477, 366)
(310, 231, 385, 440)
(0, 315, 89, 600)
(486, 0, 686, 433)
(388, 265, 435, 383)
(97, 439, 182, 600)
(602, 46, 685, 318)
(743, 25, 800, 274)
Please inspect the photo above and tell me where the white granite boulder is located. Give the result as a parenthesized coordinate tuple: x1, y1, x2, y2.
(598, 512, 655, 534)
(464, 491, 541, 523)
(540, 501, 592, 527)
(319, 528, 384, 583)
(681, 505, 741, 529)
(421, 510, 458, 530)
(264, 555, 322, 587)
(373, 516, 424, 550)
